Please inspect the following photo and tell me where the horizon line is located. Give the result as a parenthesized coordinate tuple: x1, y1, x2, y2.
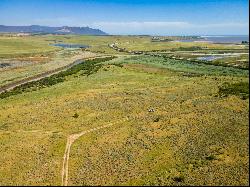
(0, 24, 249, 36)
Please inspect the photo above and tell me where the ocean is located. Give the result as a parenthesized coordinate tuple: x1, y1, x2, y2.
(177, 35, 249, 44)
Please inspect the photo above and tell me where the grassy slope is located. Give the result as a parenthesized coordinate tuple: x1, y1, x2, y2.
(1, 35, 248, 87)
(0, 35, 132, 87)
(118, 38, 246, 51)
(0, 36, 58, 58)
(0, 56, 248, 185)
(0, 49, 99, 87)
(117, 55, 249, 77)
(0, 35, 247, 58)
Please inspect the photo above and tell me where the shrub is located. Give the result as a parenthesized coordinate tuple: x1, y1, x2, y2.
(154, 117, 160, 122)
(0, 56, 116, 99)
(205, 155, 216, 161)
(73, 113, 79, 118)
(173, 176, 184, 182)
(218, 82, 249, 99)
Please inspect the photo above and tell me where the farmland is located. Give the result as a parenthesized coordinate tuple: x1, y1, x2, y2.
(0, 34, 249, 186)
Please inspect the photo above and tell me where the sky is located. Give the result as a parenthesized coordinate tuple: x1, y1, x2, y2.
(0, 0, 249, 35)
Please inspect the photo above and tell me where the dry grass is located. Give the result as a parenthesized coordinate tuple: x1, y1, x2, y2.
(0, 50, 99, 86)
(0, 35, 249, 185)
(0, 55, 248, 185)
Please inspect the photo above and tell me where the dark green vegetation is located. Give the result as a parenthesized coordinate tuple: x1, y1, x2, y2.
(0, 56, 115, 99)
(146, 53, 249, 70)
(119, 55, 249, 77)
(118, 55, 249, 100)
(172, 46, 203, 51)
(73, 113, 79, 118)
(218, 82, 249, 99)
(162, 54, 249, 70)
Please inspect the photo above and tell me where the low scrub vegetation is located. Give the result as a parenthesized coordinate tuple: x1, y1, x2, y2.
(218, 82, 249, 99)
(123, 55, 249, 77)
(0, 35, 248, 186)
(0, 56, 115, 99)
(172, 46, 203, 51)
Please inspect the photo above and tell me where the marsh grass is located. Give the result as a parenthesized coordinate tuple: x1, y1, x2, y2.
(121, 55, 249, 77)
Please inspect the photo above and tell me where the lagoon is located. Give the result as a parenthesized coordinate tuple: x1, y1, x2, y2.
(50, 43, 89, 48)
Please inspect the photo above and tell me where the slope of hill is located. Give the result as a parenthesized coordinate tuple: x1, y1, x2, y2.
(0, 25, 107, 35)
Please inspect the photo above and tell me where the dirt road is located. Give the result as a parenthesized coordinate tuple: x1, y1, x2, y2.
(0, 55, 111, 94)
(61, 123, 114, 186)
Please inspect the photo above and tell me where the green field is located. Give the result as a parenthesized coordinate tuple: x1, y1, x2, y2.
(0, 35, 248, 87)
(1, 35, 247, 57)
(0, 36, 58, 58)
(0, 35, 249, 186)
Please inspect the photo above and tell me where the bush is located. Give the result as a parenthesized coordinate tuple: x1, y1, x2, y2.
(0, 56, 116, 99)
(218, 82, 249, 99)
(172, 46, 203, 51)
(154, 117, 160, 122)
(73, 113, 79, 118)
(205, 155, 216, 161)
(173, 176, 184, 182)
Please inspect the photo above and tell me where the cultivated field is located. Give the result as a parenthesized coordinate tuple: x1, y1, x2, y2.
(0, 35, 249, 186)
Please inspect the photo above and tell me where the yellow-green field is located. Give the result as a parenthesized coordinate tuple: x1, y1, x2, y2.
(0, 35, 249, 186)
(0, 35, 58, 58)
(0, 34, 248, 88)
(1, 35, 247, 57)
(0, 49, 99, 87)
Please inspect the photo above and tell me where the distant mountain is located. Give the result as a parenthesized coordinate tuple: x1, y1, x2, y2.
(0, 25, 108, 35)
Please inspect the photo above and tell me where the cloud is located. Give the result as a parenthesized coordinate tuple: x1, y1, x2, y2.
(17, 19, 249, 35)
(91, 21, 190, 28)
(89, 21, 249, 35)
(193, 22, 248, 28)
(89, 21, 191, 34)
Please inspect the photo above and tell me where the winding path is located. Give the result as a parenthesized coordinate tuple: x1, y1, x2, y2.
(61, 123, 114, 186)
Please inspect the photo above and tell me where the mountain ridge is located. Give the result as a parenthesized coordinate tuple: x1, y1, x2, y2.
(0, 25, 108, 35)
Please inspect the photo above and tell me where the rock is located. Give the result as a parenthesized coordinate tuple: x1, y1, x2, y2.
(148, 108, 155, 112)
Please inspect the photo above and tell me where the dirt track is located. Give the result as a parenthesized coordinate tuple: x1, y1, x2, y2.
(0, 55, 111, 94)
(61, 123, 114, 186)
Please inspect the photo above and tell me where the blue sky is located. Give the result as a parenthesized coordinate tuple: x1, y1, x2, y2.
(0, 0, 249, 35)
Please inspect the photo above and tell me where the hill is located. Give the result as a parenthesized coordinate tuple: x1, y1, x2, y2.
(0, 25, 107, 35)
